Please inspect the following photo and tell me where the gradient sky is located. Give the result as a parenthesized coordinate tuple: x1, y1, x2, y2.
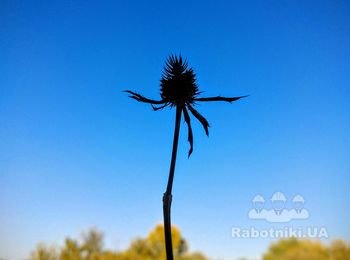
(1, 1, 350, 259)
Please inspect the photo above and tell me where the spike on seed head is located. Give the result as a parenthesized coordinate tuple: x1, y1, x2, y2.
(160, 55, 200, 106)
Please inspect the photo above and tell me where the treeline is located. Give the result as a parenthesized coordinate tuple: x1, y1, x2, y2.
(263, 238, 350, 260)
(29, 224, 207, 260)
(29, 225, 350, 260)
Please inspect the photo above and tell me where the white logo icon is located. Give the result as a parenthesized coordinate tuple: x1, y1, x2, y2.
(248, 192, 309, 223)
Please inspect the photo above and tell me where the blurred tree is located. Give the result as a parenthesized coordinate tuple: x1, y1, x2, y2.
(122, 224, 205, 260)
(60, 238, 81, 260)
(145, 224, 186, 258)
(329, 240, 350, 260)
(80, 229, 104, 259)
(30, 243, 58, 260)
(264, 238, 350, 260)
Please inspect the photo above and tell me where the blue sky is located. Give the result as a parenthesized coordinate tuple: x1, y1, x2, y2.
(1, 0, 349, 259)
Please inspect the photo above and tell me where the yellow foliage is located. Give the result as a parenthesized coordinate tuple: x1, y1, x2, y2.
(264, 238, 350, 260)
(29, 225, 207, 260)
(30, 243, 58, 260)
(329, 240, 350, 260)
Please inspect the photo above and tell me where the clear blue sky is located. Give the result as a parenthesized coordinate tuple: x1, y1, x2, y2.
(1, 1, 349, 259)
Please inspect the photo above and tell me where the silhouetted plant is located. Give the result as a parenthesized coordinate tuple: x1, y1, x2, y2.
(125, 55, 247, 260)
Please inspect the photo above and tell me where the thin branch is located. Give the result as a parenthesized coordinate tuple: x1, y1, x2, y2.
(152, 103, 168, 111)
(124, 90, 166, 104)
(187, 105, 210, 136)
(194, 95, 249, 103)
(183, 107, 193, 158)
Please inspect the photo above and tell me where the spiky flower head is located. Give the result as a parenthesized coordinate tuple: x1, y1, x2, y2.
(125, 54, 247, 156)
(160, 55, 199, 106)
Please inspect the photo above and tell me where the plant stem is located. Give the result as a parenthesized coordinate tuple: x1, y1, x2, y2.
(163, 105, 182, 260)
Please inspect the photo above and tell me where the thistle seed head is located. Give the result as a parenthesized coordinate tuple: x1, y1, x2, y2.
(160, 55, 199, 106)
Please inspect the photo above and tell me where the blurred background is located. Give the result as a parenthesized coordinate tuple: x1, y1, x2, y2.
(1, 0, 349, 259)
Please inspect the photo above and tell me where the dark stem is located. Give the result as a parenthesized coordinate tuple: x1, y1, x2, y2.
(163, 105, 182, 260)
